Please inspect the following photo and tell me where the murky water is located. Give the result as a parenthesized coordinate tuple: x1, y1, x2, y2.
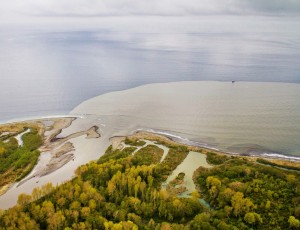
(164, 151, 212, 195)
(72, 81, 300, 159)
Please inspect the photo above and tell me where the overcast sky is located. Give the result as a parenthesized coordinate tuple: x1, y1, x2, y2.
(1, 0, 300, 23)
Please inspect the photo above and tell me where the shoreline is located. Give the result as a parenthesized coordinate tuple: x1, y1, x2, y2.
(123, 130, 300, 169)
(132, 128, 300, 163)
(109, 131, 300, 178)
(0, 114, 82, 126)
(0, 115, 300, 209)
(71, 81, 300, 163)
(2, 115, 300, 163)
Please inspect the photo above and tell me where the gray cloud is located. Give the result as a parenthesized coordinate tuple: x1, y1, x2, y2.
(1, 0, 300, 23)
(237, 0, 300, 14)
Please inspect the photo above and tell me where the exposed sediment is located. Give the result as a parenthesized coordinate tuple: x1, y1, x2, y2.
(0, 117, 102, 190)
(31, 120, 101, 181)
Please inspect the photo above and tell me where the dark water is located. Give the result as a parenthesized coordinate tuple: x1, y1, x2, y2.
(0, 16, 300, 121)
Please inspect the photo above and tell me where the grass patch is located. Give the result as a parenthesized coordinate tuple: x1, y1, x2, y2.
(124, 138, 146, 147)
(97, 145, 137, 164)
(257, 158, 300, 172)
(206, 152, 230, 165)
(0, 127, 43, 189)
(132, 145, 163, 166)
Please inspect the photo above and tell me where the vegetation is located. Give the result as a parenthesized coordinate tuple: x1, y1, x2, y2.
(0, 127, 43, 189)
(166, 172, 187, 196)
(124, 138, 146, 147)
(0, 123, 28, 142)
(97, 145, 136, 165)
(0, 143, 202, 229)
(206, 152, 231, 165)
(0, 136, 299, 229)
(196, 158, 300, 229)
(132, 145, 163, 166)
(257, 158, 300, 172)
(170, 172, 185, 186)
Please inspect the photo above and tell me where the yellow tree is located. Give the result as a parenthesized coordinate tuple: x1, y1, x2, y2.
(289, 216, 300, 229)
(17, 193, 32, 206)
(231, 192, 244, 217)
(47, 211, 65, 230)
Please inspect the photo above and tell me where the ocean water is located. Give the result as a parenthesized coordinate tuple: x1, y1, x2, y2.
(72, 81, 300, 159)
(3, 80, 300, 209)
(1, 15, 300, 207)
(1, 15, 300, 158)
(1, 16, 300, 121)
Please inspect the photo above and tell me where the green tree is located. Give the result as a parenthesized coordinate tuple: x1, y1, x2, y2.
(231, 192, 244, 217)
(289, 216, 300, 229)
(244, 212, 256, 225)
(17, 193, 32, 206)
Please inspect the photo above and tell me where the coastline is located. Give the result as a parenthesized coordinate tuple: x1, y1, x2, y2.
(132, 128, 300, 163)
(2, 116, 300, 179)
(0, 115, 300, 209)
(0, 114, 82, 126)
(71, 81, 300, 160)
(1, 116, 300, 172)
(110, 130, 300, 170)
(1, 81, 300, 208)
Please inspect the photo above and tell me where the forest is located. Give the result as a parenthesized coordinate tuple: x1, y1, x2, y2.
(0, 126, 42, 192)
(0, 137, 299, 229)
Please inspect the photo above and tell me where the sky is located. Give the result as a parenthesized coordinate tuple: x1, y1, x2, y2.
(1, 0, 300, 24)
